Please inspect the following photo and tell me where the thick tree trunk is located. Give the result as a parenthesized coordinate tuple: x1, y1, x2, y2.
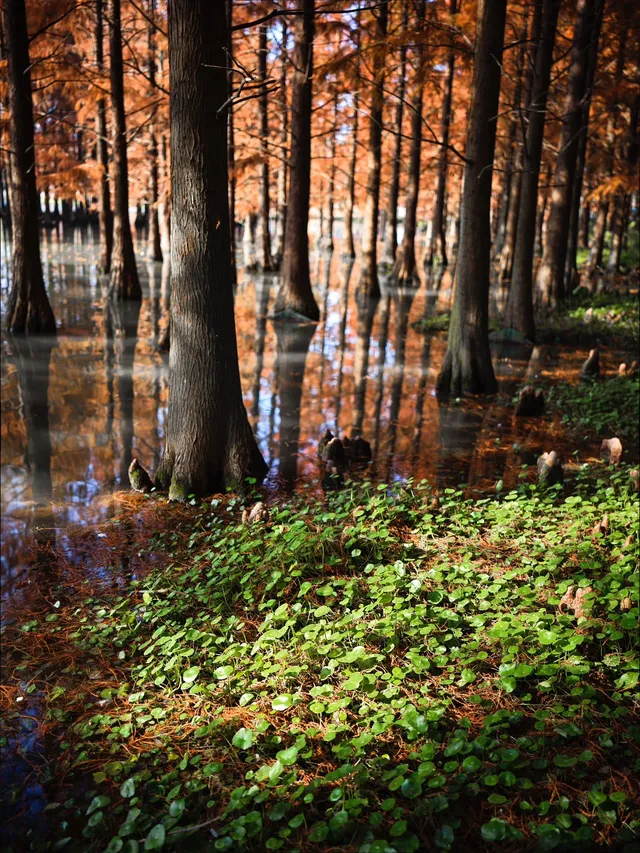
(147, 0, 162, 262)
(4, 0, 56, 335)
(381, 5, 408, 265)
(535, 0, 602, 309)
(505, 0, 561, 340)
(392, 0, 426, 284)
(436, 0, 506, 398)
(273, 19, 288, 266)
(358, 0, 388, 299)
(226, 0, 237, 286)
(108, 0, 141, 300)
(274, 0, 319, 320)
(426, 0, 456, 268)
(578, 191, 590, 250)
(95, 0, 113, 273)
(257, 24, 276, 270)
(157, 0, 267, 498)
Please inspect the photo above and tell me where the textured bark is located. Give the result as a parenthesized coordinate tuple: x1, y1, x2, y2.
(4, 0, 56, 335)
(392, 0, 426, 285)
(157, 0, 267, 498)
(273, 19, 288, 266)
(226, 0, 237, 286)
(358, 0, 388, 298)
(274, 0, 319, 320)
(506, 0, 561, 340)
(535, 166, 551, 256)
(147, 0, 162, 262)
(257, 24, 276, 270)
(159, 133, 171, 254)
(578, 192, 590, 250)
(535, 0, 602, 309)
(506, 0, 561, 339)
(426, 0, 456, 268)
(108, 0, 141, 300)
(95, 0, 113, 273)
(343, 23, 360, 260)
(436, 0, 506, 398)
(381, 4, 408, 265)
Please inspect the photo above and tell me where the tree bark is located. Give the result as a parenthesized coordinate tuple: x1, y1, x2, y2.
(321, 91, 338, 252)
(274, 0, 319, 320)
(392, 0, 426, 284)
(426, 0, 456, 268)
(257, 23, 276, 270)
(226, 0, 237, 286)
(505, 0, 561, 340)
(381, 3, 408, 265)
(358, 0, 388, 298)
(147, 0, 162, 262)
(343, 21, 361, 260)
(273, 18, 288, 266)
(606, 193, 626, 273)
(4, 0, 56, 335)
(157, 0, 267, 498)
(108, 0, 142, 300)
(436, 0, 507, 398)
(564, 0, 607, 291)
(535, 0, 602, 309)
(497, 9, 532, 283)
(95, 0, 113, 273)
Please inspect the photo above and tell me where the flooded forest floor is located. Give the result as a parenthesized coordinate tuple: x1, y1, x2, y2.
(1, 265, 639, 852)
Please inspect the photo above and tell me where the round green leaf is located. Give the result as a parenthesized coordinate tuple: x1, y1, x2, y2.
(144, 824, 165, 850)
(481, 819, 506, 842)
(182, 666, 200, 685)
(232, 727, 254, 750)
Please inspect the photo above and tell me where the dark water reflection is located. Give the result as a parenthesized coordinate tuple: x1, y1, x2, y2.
(2, 229, 593, 600)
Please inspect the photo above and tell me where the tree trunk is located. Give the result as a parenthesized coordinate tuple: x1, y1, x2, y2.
(392, 0, 426, 284)
(156, 0, 267, 498)
(273, 19, 288, 266)
(95, 0, 113, 273)
(226, 0, 237, 285)
(108, 0, 141, 300)
(578, 192, 590, 250)
(505, 0, 561, 340)
(4, 0, 56, 335)
(381, 4, 408, 265)
(426, 0, 456, 268)
(564, 0, 608, 291)
(535, 165, 551, 256)
(607, 193, 626, 273)
(257, 24, 275, 270)
(358, 0, 388, 298)
(322, 91, 338, 252)
(436, 0, 507, 398)
(147, 0, 162, 262)
(274, 0, 319, 320)
(343, 24, 360, 260)
(535, 0, 602, 309)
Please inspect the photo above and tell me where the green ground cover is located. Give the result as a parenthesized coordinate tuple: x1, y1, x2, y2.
(2, 467, 639, 852)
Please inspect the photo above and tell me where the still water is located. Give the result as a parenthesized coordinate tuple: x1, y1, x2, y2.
(1, 228, 592, 602)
